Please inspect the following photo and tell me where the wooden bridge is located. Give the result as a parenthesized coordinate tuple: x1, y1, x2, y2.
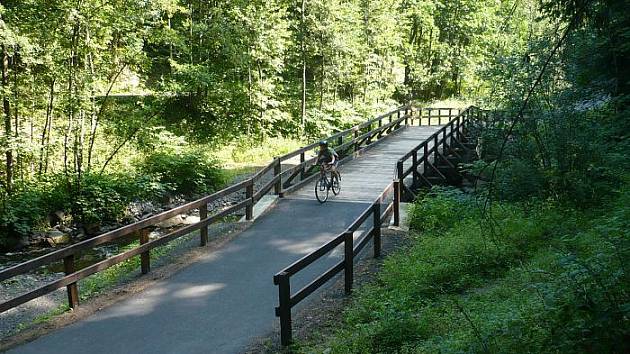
(0, 105, 486, 353)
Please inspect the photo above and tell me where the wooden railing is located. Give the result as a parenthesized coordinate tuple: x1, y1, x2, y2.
(0, 104, 465, 317)
(272, 106, 477, 346)
(396, 106, 488, 199)
(0, 103, 444, 315)
(273, 181, 400, 346)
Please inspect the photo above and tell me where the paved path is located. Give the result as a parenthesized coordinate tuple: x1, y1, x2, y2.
(7, 126, 440, 354)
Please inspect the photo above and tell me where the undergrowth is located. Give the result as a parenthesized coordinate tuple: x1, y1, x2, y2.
(302, 186, 629, 353)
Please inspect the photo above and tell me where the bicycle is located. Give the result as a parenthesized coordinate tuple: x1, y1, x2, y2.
(315, 163, 341, 203)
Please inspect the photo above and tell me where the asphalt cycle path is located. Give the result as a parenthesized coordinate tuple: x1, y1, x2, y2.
(6, 126, 441, 354)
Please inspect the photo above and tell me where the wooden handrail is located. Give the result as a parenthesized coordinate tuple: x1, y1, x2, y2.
(272, 107, 475, 346)
(0, 179, 252, 283)
(0, 103, 459, 316)
(273, 181, 397, 346)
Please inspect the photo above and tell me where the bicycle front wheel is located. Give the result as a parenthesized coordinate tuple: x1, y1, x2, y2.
(315, 175, 329, 203)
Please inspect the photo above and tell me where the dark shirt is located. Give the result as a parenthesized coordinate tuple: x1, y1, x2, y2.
(318, 147, 337, 163)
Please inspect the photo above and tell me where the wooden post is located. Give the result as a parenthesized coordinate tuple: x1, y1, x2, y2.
(442, 129, 447, 154)
(200, 204, 208, 246)
(274, 158, 282, 195)
(393, 180, 401, 227)
(63, 255, 79, 309)
(299, 152, 305, 180)
(353, 129, 359, 152)
(372, 203, 381, 258)
(404, 108, 409, 125)
(448, 108, 452, 122)
(412, 151, 418, 187)
(422, 142, 429, 175)
(344, 231, 354, 295)
(275, 272, 292, 346)
(140, 228, 150, 274)
(434, 134, 439, 160)
(246, 182, 254, 221)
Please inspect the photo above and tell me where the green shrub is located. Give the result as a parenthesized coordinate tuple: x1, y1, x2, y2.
(68, 173, 139, 226)
(0, 183, 49, 248)
(139, 147, 225, 196)
(408, 187, 478, 233)
(306, 187, 629, 354)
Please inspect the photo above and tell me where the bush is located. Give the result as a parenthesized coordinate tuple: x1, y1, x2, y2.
(139, 147, 225, 196)
(408, 187, 478, 233)
(67, 173, 141, 226)
(306, 187, 629, 354)
(0, 183, 49, 248)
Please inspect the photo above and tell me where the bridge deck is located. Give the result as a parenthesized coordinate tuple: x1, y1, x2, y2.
(7, 125, 442, 354)
(289, 126, 441, 202)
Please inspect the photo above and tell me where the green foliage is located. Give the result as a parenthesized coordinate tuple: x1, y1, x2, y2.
(306, 188, 630, 353)
(408, 186, 477, 233)
(67, 173, 144, 227)
(228, 137, 303, 164)
(139, 147, 225, 196)
(0, 183, 49, 247)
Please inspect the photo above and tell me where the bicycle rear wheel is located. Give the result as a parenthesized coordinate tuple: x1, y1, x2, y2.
(331, 173, 340, 195)
(315, 175, 329, 203)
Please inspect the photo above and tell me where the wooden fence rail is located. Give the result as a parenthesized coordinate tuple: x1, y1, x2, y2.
(273, 181, 399, 346)
(272, 106, 483, 346)
(0, 104, 461, 316)
(396, 106, 488, 200)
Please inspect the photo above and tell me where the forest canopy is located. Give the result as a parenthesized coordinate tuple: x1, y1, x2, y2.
(0, 0, 628, 248)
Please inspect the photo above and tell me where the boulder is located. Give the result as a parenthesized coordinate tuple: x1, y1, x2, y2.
(156, 215, 185, 228)
(156, 214, 200, 228)
(46, 230, 71, 245)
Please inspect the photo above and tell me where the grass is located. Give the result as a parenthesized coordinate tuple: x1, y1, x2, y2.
(212, 136, 305, 168)
(300, 187, 630, 353)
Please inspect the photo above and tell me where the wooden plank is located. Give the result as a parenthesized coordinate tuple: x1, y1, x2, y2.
(282, 234, 345, 276)
(289, 260, 344, 307)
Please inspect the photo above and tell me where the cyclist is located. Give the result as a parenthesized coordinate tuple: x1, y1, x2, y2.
(314, 140, 340, 180)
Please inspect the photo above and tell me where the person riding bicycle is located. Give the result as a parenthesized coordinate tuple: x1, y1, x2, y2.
(314, 140, 340, 179)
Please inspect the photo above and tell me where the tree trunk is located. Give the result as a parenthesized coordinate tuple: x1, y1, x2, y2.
(13, 57, 21, 180)
(320, 47, 325, 111)
(363, 1, 369, 103)
(300, 0, 307, 130)
(1, 45, 12, 194)
(189, 2, 194, 65)
(247, 61, 253, 136)
(64, 22, 79, 176)
(87, 64, 125, 171)
(40, 78, 55, 175)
